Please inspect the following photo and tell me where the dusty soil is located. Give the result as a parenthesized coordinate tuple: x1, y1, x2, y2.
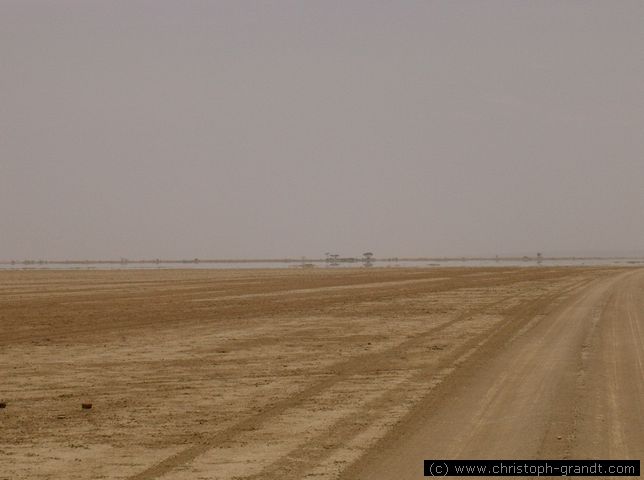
(0, 267, 641, 479)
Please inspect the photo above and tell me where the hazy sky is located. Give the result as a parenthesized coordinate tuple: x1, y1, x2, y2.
(1, 1, 643, 260)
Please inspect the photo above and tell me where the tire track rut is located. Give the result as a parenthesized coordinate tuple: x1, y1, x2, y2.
(128, 275, 594, 480)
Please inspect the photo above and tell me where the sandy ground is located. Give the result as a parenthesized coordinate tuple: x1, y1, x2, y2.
(0, 267, 641, 479)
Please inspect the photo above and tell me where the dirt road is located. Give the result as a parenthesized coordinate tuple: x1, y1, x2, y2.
(0, 267, 641, 479)
(342, 269, 644, 479)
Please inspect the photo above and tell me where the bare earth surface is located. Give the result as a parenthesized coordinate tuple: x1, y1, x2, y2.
(0, 267, 642, 479)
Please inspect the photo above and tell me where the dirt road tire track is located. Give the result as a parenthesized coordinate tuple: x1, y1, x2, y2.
(340, 269, 644, 480)
(243, 277, 596, 480)
(127, 275, 597, 480)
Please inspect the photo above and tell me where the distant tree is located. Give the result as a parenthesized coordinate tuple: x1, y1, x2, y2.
(362, 252, 374, 260)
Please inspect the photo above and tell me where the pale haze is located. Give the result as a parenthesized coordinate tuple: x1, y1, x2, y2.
(1, 0, 643, 260)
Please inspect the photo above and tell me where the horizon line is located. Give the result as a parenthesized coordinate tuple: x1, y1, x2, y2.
(2, 255, 644, 265)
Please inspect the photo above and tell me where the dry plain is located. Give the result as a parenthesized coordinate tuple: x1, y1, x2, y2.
(1, 267, 642, 479)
